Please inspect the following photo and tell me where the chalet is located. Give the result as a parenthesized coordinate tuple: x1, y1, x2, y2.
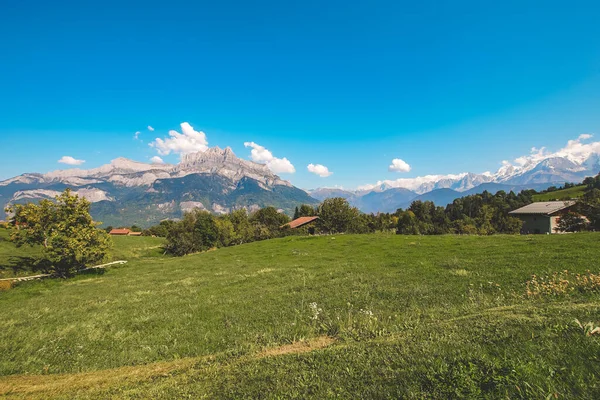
(508, 201, 577, 234)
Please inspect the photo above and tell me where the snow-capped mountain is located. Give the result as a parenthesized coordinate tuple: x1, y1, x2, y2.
(309, 151, 600, 213)
(350, 152, 600, 196)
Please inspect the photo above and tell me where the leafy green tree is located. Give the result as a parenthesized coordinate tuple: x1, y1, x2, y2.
(164, 210, 218, 256)
(230, 209, 253, 244)
(249, 207, 290, 240)
(214, 216, 236, 247)
(297, 204, 316, 217)
(317, 197, 360, 234)
(143, 220, 176, 237)
(555, 211, 588, 232)
(164, 213, 198, 256)
(6, 189, 112, 277)
(579, 188, 600, 231)
(130, 224, 142, 232)
(397, 210, 420, 235)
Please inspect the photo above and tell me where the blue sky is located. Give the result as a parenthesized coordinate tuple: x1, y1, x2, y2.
(1, 0, 600, 189)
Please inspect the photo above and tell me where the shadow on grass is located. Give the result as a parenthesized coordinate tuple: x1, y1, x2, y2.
(79, 268, 106, 276)
(0, 256, 44, 277)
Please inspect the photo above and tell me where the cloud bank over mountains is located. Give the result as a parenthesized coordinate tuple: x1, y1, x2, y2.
(355, 134, 600, 194)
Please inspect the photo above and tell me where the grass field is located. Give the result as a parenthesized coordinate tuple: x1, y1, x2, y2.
(0, 228, 43, 279)
(0, 229, 164, 279)
(1, 232, 599, 398)
(532, 185, 586, 202)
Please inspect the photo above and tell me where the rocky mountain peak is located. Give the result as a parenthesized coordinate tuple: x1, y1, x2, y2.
(177, 146, 291, 187)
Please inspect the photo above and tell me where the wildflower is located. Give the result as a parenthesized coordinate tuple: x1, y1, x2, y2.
(309, 302, 322, 321)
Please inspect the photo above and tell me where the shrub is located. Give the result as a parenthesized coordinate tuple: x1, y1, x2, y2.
(526, 270, 600, 297)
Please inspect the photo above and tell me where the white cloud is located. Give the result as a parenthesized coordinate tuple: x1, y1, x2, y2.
(267, 157, 296, 174)
(150, 156, 165, 164)
(244, 141, 295, 174)
(58, 156, 85, 166)
(150, 122, 208, 156)
(307, 163, 333, 177)
(134, 131, 141, 140)
(579, 133, 593, 140)
(147, 125, 155, 131)
(388, 158, 411, 173)
(244, 141, 274, 163)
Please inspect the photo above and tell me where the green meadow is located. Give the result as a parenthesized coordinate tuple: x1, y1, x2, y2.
(1, 231, 599, 398)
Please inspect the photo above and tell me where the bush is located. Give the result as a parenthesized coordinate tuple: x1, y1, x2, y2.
(164, 210, 219, 256)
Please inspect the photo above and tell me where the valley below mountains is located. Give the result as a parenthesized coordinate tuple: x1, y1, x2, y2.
(1, 148, 599, 227)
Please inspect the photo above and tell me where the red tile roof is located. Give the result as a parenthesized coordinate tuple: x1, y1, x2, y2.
(109, 228, 131, 235)
(285, 216, 319, 229)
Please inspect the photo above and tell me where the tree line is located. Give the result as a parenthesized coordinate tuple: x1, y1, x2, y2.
(148, 190, 535, 256)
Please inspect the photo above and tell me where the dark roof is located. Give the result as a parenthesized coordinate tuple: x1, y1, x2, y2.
(284, 216, 319, 229)
(509, 201, 576, 216)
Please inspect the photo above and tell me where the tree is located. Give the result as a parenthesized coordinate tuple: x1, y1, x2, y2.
(249, 207, 290, 240)
(229, 209, 253, 244)
(317, 198, 360, 234)
(130, 224, 142, 232)
(397, 210, 420, 235)
(298, 204, 316, 217)
(6, 189, 112, 277)
(555, 211, 588, 232)
(579, 188, 600, 231)
(214, 216, 236, 247)
(164, 210, 218, 256)
(143, 220, 176, 237)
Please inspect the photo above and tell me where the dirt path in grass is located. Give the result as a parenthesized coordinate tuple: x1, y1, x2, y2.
(0, 336, 335, 398)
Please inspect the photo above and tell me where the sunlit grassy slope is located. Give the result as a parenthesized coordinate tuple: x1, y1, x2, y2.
(0, 228, 43, 278)
(0, 229, 164, 278)
(1, 233, 599, 398)
(532, 185, 586, 201)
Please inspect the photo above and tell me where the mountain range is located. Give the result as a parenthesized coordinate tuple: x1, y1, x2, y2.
(0, 147, 317, 227)
(310, 153, 600, 213)
(1, 147, 599, 226)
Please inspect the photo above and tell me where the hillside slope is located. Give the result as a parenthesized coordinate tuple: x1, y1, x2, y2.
(532, 185, 587, 201)
(0, 234, 599, 398)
